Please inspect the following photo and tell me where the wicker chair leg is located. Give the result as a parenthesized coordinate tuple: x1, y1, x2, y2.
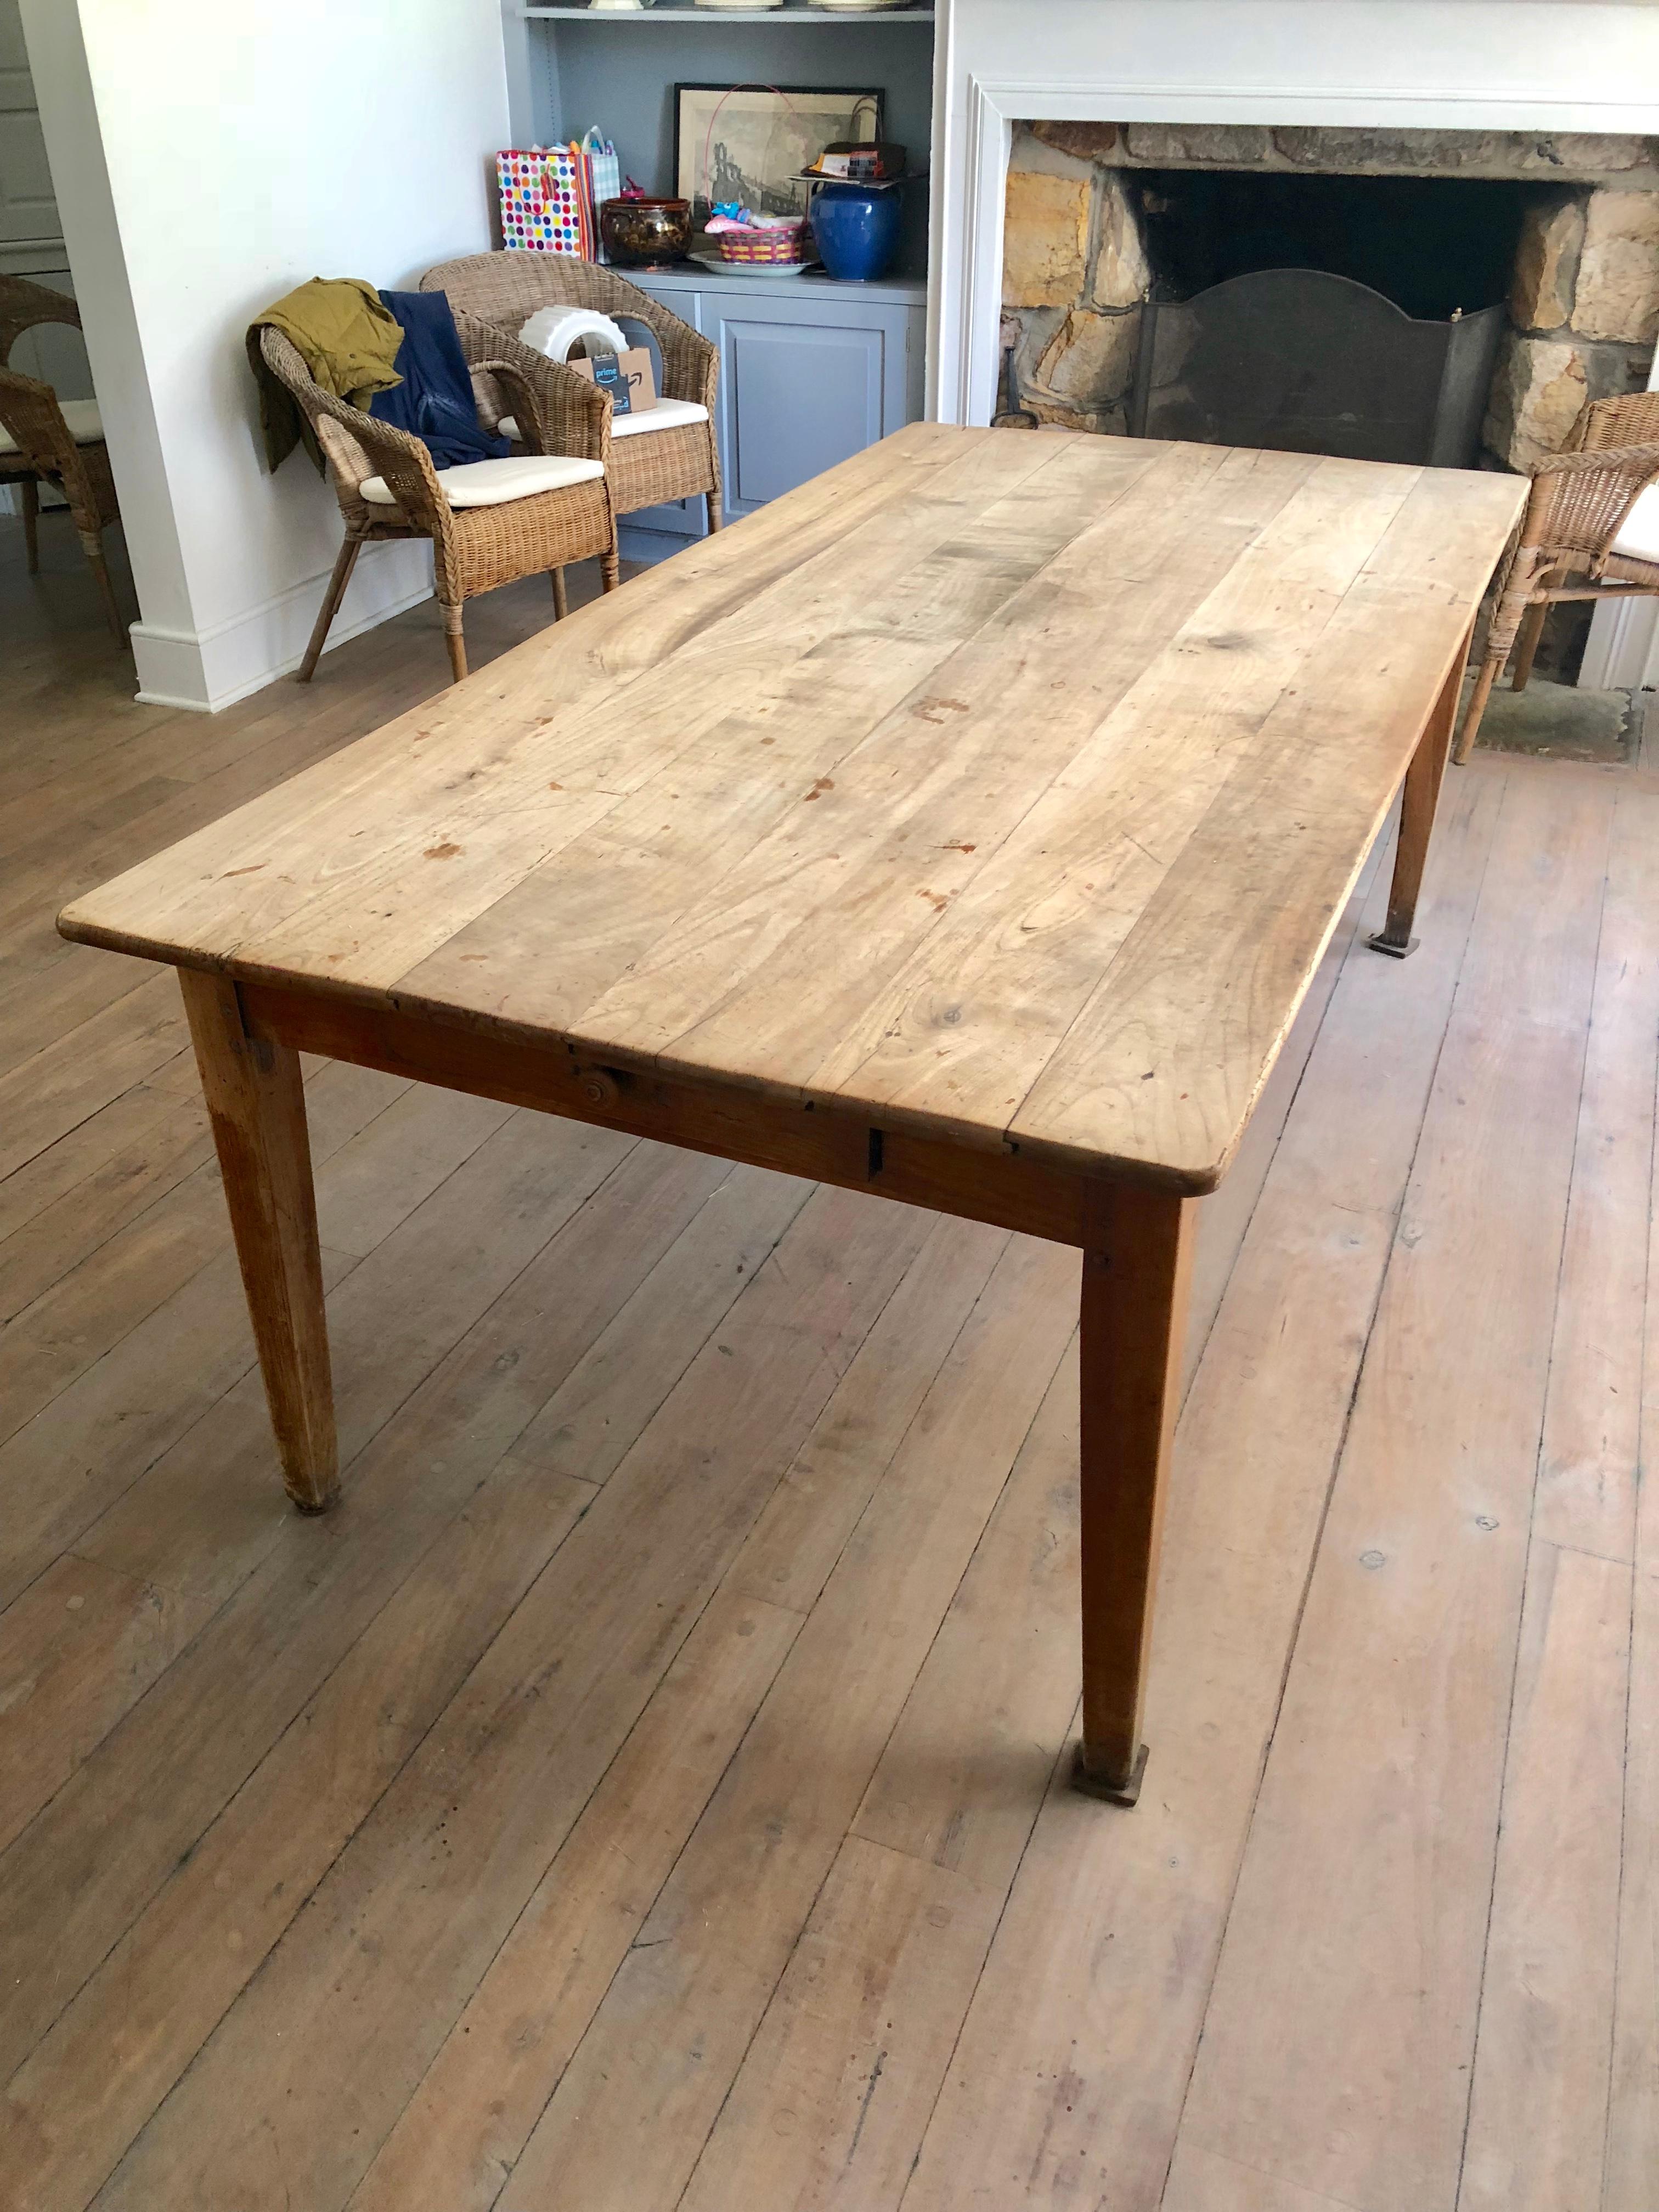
(443, 601, 468, 683)
(551, 566, 568, 621)
(297, 536, 363, 683)
(1453, 651, 1503, 766)
(21, 477, 39, 574)
(600, 550, 620, 594)
(1510, 597, 1550, 693)
(705, 489, 724, 535)
(81, 531, 127, 649)
(1454, 563, 1538, 766)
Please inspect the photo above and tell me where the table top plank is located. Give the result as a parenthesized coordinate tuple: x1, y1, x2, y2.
(442, 441, 1266, 1069)
(659, 450, 1415, 1145)
(249, 437, 1137, 998)
(60, 427, 1526, 1193)
(1011, 466, 1525, 1179)
(391, 629, 955, 1037)
(57, 425, 1037, 975)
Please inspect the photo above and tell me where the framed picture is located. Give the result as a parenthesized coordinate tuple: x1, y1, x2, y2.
(675, 83, 883, 221)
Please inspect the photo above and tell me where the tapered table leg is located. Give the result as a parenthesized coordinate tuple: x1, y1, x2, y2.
(1073, 1178, 1195, 1806)
(178, 969, 338, 1512)
(1369, 621, 1474, 959)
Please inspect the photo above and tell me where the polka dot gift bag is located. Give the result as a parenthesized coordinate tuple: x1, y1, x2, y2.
(497, 145, 591, 256)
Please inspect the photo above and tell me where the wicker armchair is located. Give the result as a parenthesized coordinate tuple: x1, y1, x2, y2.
(1454, 389, 1659, 763)
(421, 255, 723, 534)
(259, 317, 619, 684)
(0, 274, 127, 646)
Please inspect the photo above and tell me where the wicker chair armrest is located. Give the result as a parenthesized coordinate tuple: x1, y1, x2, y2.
(454, 312, 610, 464)
(1572, 390, 1659, 453)
(0, 365, 73, 475)
(477, 357, 609, 465)
(313, 413, 377, 503)
(313, 391, 451, 541)
(0, 273, 83, 361)
(1530, 438, 1659, 482)
(1523, 439, 1659, 561)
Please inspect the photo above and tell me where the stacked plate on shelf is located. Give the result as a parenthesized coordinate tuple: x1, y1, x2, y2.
(684, 0, 922, 8)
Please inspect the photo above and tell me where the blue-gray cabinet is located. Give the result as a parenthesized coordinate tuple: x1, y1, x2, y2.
(618, 267, 927, 562)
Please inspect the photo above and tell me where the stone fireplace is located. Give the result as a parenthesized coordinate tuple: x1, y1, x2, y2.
(1001, 124, 1659, 475)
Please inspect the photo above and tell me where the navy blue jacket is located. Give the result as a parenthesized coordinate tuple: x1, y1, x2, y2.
(370, 289, 511, 469)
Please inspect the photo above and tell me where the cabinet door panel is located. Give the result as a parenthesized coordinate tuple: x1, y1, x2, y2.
(719, 314, 885, 515)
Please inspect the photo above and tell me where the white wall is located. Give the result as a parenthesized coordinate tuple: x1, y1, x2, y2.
(21, 0, 511, 709)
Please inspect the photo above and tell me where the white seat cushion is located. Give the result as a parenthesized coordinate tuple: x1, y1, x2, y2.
(0, 396, 103, 458)
(496, 397, 710, 444)
(611, 397, 712, 441)
(1610, 481, 1659, 566)
(358, 453, 604, 510)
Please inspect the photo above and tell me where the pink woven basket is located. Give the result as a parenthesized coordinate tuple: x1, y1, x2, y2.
(714, 221, 809, 267)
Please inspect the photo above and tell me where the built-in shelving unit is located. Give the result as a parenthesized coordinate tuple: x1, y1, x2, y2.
(509, 0, 936, 280)
(499, 0, 939, 558)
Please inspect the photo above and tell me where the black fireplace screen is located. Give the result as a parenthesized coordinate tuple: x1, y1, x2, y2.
(1127, 269, 1506, 468)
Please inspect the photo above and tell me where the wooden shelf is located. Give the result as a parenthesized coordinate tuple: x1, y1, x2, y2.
(521, 7, 935, 20)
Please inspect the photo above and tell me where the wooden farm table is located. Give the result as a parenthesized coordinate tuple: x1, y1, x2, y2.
(60, 426, 1525, 1804)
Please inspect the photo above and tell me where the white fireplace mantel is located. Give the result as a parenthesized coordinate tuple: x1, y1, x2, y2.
(926, 0, 1659, 685)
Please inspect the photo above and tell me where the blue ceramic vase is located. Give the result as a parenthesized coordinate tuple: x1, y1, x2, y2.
(809, 182, 903, 283)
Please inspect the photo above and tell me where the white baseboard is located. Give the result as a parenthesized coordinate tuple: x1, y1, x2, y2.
(132, 538, 436, 713)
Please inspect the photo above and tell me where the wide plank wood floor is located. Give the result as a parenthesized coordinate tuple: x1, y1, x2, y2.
(1, 510, 1654, 2212)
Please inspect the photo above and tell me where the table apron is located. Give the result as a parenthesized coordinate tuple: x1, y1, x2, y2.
(236, 979, 1096, 1250)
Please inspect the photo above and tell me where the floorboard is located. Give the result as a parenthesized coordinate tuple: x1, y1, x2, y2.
(1603, 1090, 1659, 2208)
(899, 759, 1506, 2212)
(1171, 770, 1613, 2209)
(0, 516, 1651, 2211)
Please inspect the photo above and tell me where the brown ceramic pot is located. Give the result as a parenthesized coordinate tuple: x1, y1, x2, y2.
(599, 197, 692, 269)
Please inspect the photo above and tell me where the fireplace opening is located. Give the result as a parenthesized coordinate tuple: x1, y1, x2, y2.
(1133, 169, 1546, 324)
(1122, 170, 1552, 467)
(1002, 125, 1659, 477)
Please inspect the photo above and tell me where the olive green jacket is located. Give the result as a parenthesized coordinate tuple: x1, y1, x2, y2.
(246, 276, 404, 472)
